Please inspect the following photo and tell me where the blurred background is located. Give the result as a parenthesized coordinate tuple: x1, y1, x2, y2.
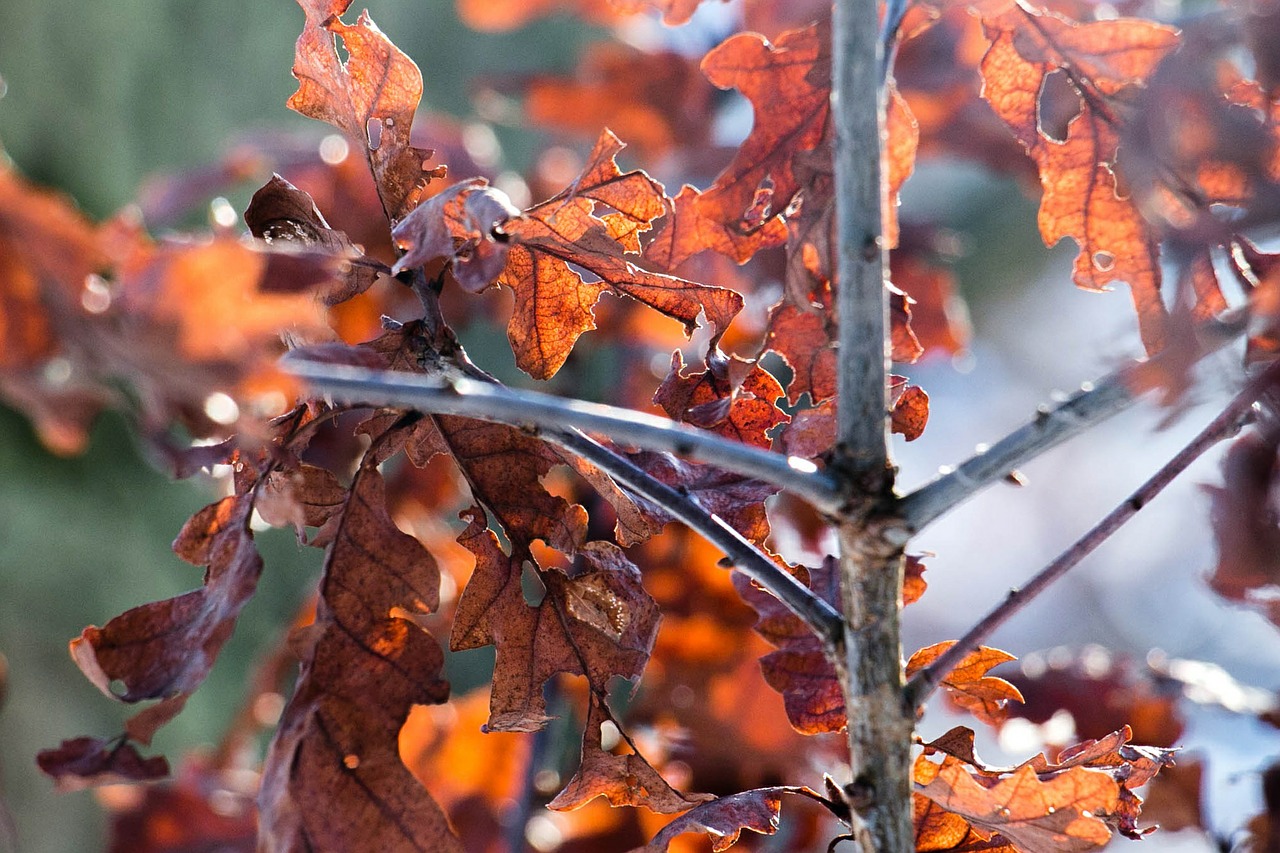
(1, 0, 1278, 851)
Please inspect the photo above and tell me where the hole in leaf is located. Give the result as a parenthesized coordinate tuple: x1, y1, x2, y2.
(366, 118, 383, 151)
(1093, 251, 1115, 271)
(343, 754, 360, 770)
(521, 561, 546, 607)
(1037, 69, 1080, 144)
(334, 33, 350, 65)
(109, 679, 128, 698)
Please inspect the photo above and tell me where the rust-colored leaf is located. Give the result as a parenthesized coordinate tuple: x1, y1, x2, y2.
(288, 0, 445, 219)
(258, 458, 458, 851)
(917, 756, 1119, 853)
(978, 4, 1179, 353)
(391, 178, 522, 291)
(653, 351, 788, 450)
(626, 449, 778, 545)
(245, 173, 384, 305)
(734, 558, 845, 734)
(891, 380, 931, 442)
(37, 737, 169, 792)
(764, 301, 836, 405)
(907, 642, 1024, 726)
(549, 693, 710, 813)
(1207, 428, 1280, 624)
(697, 23, 830, 233)
(450, 507, 660, 733)
(67, 494, 262, 744)
(644, 184, 788, 271)
(630, 788, 790, 852)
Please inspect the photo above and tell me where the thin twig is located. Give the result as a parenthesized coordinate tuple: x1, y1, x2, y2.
(286, 360, 845, 514)
(834, 0, 891, 492)
(545, 428, 846, 646)
(879, 0, 910, 83)
(904, 358, 1280, 708)
(897, 311, 1248, 532)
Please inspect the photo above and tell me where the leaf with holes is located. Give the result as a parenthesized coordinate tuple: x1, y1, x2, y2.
(978, 3, 1179, 352)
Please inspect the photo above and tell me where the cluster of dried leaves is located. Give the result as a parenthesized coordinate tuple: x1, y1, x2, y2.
(3, 0, 1280, 849)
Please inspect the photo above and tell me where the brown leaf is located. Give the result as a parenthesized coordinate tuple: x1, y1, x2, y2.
(500, 130, 742, 379)
(391, 178, 522, 291)
(696, 24, 830, 233)
(67, 494, 262, 744)
(764, 300, 836, 405)
(907, 642, 1024, 726)
(904, 553, 930, 606)
(103, 758, 257, 853)
(917, 757, 1119, 853)
(549, 693, 711, 813)
(37, 737, 169, 792)
(630, 788, 793, 852)
(256, 464, 348, 546)
(525, 45, 715, 158)
(1207, 428, 1280, 620)
(653, 351, 789, 450)
(733, 558, 845, 734)
(626, 449, 778, 545)
(245, 173, 384, 305)
(450, 507, 660, 732)
(978, 4, 1179, 353)
(891, 381, 931, 442)
(288, 0, 445, 219)
(259, 458, 457, 851)
(644, 184, 788, 271)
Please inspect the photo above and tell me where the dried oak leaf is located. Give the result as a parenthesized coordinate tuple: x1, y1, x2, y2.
(450, 506, 660, 732)
(891, 377, 931, 442)
(393, 131, 742, 379)
(630, 787, 816, 852)
(696, 23, 830, 233)
(906, 642, 1024, 726)
(37, 737, 169, 793)
(978, 3, 1179, 354)
(391, 178, 522, 292)
(549, 693, 711, 813)
(653, 350, 789, 450)
(733, 558, 845, 734)
(916, 755, 1119, 853)
(256, 463, 347, 547)
(288, 0, 445, 220)
(259, 458, 458, 851)
(245, 173, 385, 305)
(626, 449, 778, 545)
(644, 183, 788, 271)
(104, 758, 257, 853)
(763, 300, 836, 405)
(67, 494, 263, 745)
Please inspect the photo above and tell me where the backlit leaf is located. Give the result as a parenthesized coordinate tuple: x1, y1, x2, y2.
(907, 642, 1023, 726)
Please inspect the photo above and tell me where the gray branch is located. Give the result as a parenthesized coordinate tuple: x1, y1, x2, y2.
(285, 358, 845, 645)
(548, 428, 845, 645)
(896, 312, 1248, 532)
(904, 356, 1280, 708)
(834, 0, 892, 490)
(286, 360, 844, 515)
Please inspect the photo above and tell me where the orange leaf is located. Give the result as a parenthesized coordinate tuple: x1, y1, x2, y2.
(907, 641, 1024, 726)
(978, 4, 1179, 353)
(288, 0, 445, 219)
(917, 758, 1119, 853)
(696, 24, 830, 233)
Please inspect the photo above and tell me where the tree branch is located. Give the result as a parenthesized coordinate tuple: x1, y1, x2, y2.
(286, 360, 845, 645)
(904, 357, 1280, 708)
(833, 0, 914, 850)
(546, 427, 846, 645)
(834, 0, 891, 492)
(897, 310, 1248, 532)
(286, 360, 844, 515)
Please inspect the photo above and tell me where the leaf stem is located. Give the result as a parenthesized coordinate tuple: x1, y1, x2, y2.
(904, 356, 1280, 708)
(286, 360, 845, 515)
(897, 311, 1247, 532)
